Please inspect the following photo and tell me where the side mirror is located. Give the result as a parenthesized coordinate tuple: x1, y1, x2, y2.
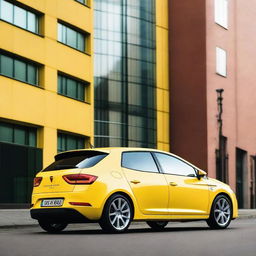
(197, 169, 207, 180)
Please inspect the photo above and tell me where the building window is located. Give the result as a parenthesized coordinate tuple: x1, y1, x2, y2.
(0, 122, 37, 147)
(75, 0, 89, 6)
(58, 22, 89, 52)
(216, 47, 227, 77)
(58, 74, 89, 102)
(0, 0, 39, 34)
(0, 52, 39, 85)
(57, 132, 85, 152)
(215, 0, 228, 29)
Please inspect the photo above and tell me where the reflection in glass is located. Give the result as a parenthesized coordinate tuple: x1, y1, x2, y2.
(94, 0, 156, 148)
(58, 132, 85, 153)
(0, 0, 39, 34)
(58, 23, 86, 52)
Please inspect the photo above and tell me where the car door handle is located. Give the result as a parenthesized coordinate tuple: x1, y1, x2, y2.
(169, 182, 178, 186)
(130, 180, 141, 184)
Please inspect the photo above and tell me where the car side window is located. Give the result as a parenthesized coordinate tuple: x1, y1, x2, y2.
(122, 152, 159, 173)
(154, 153, 196, 177)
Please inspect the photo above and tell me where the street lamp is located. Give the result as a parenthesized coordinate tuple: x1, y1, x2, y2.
(216, 88, 224, 138)
(216, 88, 228, 183)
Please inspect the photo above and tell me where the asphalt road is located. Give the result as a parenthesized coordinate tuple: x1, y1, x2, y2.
(0, 219, 255, 256)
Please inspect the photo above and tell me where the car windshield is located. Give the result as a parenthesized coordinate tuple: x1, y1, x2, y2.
(43, 151, 108, 171)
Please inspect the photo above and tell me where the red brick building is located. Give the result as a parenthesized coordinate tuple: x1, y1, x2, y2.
(169, 0, 256, 208)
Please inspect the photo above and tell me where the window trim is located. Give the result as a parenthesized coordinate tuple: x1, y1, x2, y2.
(152, 152, 197, 177)
(57, 130, 87, 153)
(0, 120, 38, 148)
(121, 151, 161, 174)
(0, 0, 43, 36)
(74, 0, 91, 8)
(0, 49, 42, 87)
(57, 71, 90, 103)
(57, 20, 90, 54)
(216, 46, 227, 77)
(214, 0, 228, 29)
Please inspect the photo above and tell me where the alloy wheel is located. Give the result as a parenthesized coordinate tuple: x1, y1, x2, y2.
(214, 197, 231, 227)
(108, 197, 131, 231)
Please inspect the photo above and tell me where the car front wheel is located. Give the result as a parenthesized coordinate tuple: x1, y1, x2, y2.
(38, 220, 68, 233)
(99, 194, 132, 233)
(206, 194, 232, 229)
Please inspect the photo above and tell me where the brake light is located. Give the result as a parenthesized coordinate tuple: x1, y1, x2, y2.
(63, 174, 98, 185)
(33, 177, 42, 187)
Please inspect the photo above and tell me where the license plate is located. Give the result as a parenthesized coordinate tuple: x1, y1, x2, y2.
(41, 199, 63, 207)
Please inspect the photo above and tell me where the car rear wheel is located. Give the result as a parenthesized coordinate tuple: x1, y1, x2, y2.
(38, 220, 68, 233)
(206, 194, 232, 229)
(99, 194, 132, 233)
(147, 221, 168, 231)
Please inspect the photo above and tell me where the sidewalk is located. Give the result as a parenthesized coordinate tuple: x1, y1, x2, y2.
(0, 209, 256, 229)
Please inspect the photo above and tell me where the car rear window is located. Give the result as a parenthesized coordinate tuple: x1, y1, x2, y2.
(43, 151, 108, 171)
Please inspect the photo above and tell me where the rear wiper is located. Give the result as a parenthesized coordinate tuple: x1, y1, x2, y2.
(53, 165, 78, 170)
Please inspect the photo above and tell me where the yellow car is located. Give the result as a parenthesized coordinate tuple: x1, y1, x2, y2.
(30, 147, 238, 233)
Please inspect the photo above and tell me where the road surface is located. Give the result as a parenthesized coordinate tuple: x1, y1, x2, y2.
(0, 219, 255, 256)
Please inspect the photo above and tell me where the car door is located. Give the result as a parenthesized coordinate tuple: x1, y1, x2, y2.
(122, 151, 169, 215)
(154, 153, 209, 216)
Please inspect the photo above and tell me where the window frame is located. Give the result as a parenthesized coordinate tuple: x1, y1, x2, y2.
(121, 151, 161, 174)
(152, 152, 197, 177)
(74, 0, 90, 8)
(216, 46, 227, 77)
(0, 50, 41, 86)
(0, 0, 42, 35)
(214, 0, 228, 29)
(57, 20, 90, 54)
(57, 72, 90, 103)
(0, 121, 37, 148)
(57, 131, 86, 153)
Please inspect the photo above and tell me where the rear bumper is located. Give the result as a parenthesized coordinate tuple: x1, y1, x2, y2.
(31, 191, 104, 220)
(30, 208, 94, 223)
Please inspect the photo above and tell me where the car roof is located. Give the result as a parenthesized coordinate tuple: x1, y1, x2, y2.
(55, 147, 203, 172)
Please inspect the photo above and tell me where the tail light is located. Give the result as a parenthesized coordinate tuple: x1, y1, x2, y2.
(69, 202, 91, 206)
(63, 174, 98, 185)
(33, 177, 42, 187)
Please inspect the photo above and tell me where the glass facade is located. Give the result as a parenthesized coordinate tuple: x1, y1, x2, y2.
(0, 0, 39, 34)
(57, 132, 85, 153)
(58, 23, 86, 52)
(94, 0, 157, 148)
(0, 122, 37, 147)
(0, 52, 38, 85)
(58, 74, 88, 102)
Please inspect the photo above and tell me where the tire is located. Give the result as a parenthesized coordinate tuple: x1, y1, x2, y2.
(147, 221, 168, 231)
(206, 194, 232, 229)
(99, 194, 133, 233)
(38, 220, 68, 233)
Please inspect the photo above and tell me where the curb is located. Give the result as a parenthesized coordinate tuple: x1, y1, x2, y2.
(0, 215, 255, 230)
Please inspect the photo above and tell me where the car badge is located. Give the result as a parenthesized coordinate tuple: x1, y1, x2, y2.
(50, 176, 53, 183)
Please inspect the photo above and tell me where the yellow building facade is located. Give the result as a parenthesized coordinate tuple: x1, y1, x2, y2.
(156, 0, 170, 152)
(0, 0, 169, 205)
(0, 0, 94, 168)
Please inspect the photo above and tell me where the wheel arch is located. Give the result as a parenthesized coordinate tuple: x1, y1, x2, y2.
(101, 191, 135, 220)
(210, 192, 234, 217)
